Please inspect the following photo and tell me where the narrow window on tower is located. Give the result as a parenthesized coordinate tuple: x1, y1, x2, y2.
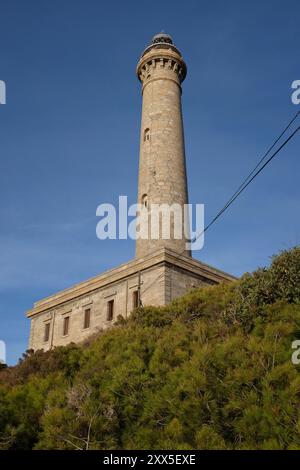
(107, 299, 114, 321)
(141, 194, 148, 208)
(63, 316, 70, 336)
(44, 323, 50, 342)
(83, 308, 91, 329)
(132, 290, 139, 310)
(144, 128, 150, 142)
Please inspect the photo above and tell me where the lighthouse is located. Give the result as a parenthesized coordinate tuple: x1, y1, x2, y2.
(26, 34, 234, 353)
(136, 33, 190, 258)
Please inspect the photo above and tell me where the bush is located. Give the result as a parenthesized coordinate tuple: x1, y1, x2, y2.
(0, 246, 300, 450)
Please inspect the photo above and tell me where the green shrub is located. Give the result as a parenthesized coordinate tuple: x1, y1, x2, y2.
(0, 246, 299, 449)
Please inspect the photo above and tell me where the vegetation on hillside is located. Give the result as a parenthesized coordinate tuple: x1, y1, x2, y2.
(1, 247, 300, 450)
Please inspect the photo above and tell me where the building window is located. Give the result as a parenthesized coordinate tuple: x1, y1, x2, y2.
(132, 290, 139, 309)
(141, 194, 148, 208)
(83, 308, 91, 329)
(107, 299, 114, 321)
(63, 316, 70, 336)
(44, 323, 50, 342)
(144, 128, 150, 142)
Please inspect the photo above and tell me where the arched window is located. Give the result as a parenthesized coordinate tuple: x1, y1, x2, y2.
(141, 194, 148, 208)
(144, 128, 150, 142)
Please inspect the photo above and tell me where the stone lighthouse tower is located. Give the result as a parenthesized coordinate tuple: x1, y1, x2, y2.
(26, 33, 235, 353)
(136, 33, 190, 258)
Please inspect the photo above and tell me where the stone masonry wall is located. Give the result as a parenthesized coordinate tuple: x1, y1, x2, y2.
(29, 264, 166, 352)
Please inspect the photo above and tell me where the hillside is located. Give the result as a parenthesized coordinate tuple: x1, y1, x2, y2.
(1, 247, 300, 450)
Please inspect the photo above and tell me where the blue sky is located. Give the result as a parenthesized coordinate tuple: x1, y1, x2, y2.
(0, 0, 299, 365)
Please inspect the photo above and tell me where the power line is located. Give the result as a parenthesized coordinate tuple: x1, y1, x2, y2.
(208, 110, 300, 225)
(140, 112, 300, 299)
(198, 123, 300, 239)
